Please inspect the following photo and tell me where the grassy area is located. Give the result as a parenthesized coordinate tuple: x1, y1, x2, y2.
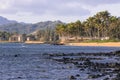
(64, 39, 120, 43)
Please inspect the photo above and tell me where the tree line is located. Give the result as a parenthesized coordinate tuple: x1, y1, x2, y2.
(34, 28, 59, 43)
(0, 31, 11, 40)
(56, 11, 120, 41)
(0, 11, 120, 42)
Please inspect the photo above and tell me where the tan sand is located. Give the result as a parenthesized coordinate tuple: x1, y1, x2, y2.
(66, 42, 120, 47)
(25, 41, 44, 44)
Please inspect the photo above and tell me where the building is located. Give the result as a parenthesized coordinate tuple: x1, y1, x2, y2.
(26, 36, 36, 41)
(9, 34, 25, 42)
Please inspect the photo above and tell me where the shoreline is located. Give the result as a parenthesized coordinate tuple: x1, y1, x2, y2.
(0, 41, 120, 47)
(24, 41, 44, 44)
(0, 41, 44, 44)
(66, 42, 120, 47)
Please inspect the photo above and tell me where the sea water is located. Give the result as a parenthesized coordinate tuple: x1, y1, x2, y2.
(0, 43, 119, 55)
(0, 43, 120, 80)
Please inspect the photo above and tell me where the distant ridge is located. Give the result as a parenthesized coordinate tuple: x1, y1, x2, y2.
(0, 16, 64, 34)
(0, 16, 17, 25)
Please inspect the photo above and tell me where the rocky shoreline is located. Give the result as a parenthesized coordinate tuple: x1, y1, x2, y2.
(0, 50, 120, 80)
(47, 50, 120, 80)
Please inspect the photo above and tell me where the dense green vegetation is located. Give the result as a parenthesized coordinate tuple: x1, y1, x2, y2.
(34, 28, 59, 43)
(56, 11, 120, 41)
(0, 31, 11, 40)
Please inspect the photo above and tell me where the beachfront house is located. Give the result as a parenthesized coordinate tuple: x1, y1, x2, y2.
(59, 36, 110, 43)
(26, 36, 36, 41)
(59, 36, 84, 43)
(9, 34, 25, 42)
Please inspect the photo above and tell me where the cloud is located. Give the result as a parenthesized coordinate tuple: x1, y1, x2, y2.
(0, 0, 90, 16)
(0, 0, 17, 14)
(89, 3, 120, 17)
(0, 0, 120, 23)
(74, 0, 120, 6)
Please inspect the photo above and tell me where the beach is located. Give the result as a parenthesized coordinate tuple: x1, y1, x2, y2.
(66, 42, 120, 47)
(25, 41, 44, 44)
(0, 41, 120, 47)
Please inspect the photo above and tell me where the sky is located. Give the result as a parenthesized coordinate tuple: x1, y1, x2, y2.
(0, 0, 120, 23)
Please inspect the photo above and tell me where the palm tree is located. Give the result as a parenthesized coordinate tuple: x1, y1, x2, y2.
(74, 20, 83, 39)
(94, 11, 110, 39)
(56, 24, 67, 42)
(109, 16, 120, 39)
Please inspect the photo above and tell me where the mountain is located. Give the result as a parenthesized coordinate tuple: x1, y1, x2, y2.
(118, 17, 120, 20)
(33, 20, 63, 30)
(0, 16, 17, 25)
(0, 16, 64, 34)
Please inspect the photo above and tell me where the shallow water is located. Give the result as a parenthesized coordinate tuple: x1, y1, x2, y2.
(0, 54, 80, 80)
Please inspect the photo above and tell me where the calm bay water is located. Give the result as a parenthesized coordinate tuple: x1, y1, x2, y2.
(0, 43, 120, 55)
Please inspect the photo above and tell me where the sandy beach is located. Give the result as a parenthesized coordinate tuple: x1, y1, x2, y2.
(25, 41, 44, 44)
(66, 42, 120, 47)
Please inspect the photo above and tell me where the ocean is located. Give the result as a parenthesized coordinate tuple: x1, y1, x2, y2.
(0, 43, 120, 55)
(0, 43, 120, 80)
